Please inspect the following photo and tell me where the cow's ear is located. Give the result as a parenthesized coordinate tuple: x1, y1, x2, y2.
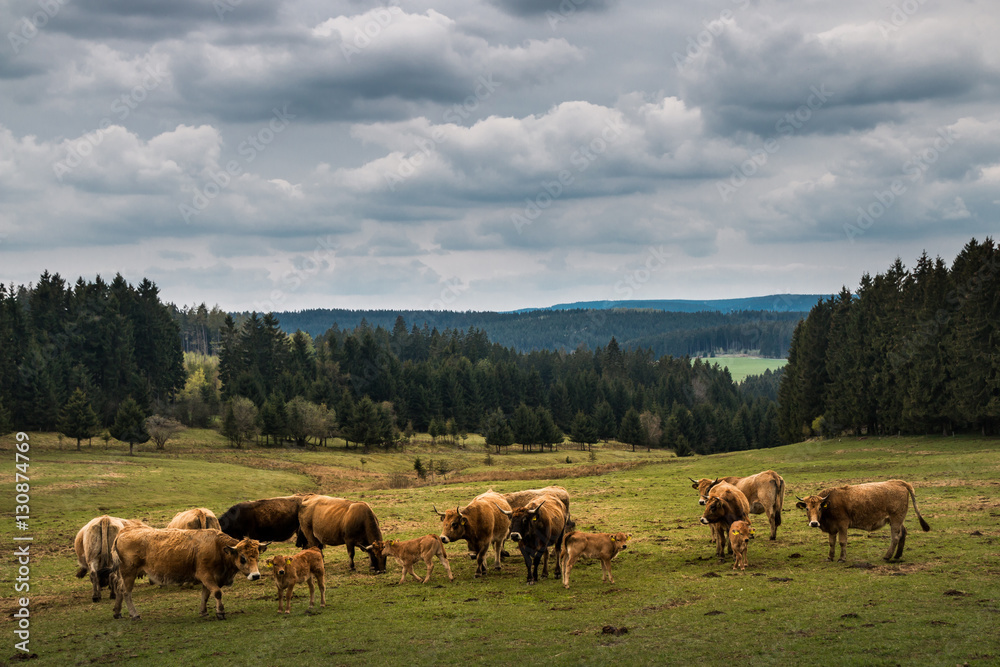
(461, 518, 467, 525)
(611, 536, 615, 542)
(258, 542, 269, 553)
(820, 502, 828, 509)
(795, 501, 807, 509)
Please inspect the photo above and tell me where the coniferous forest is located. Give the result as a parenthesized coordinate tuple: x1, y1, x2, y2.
(778, 238, 1000, 440)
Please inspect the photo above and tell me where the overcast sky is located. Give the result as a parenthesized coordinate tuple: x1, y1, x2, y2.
(1, 0, 997, 312)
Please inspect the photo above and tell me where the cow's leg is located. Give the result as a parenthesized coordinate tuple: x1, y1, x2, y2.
(201, 583, 226, 620)
(540, 549, 548, 578)
(493, 540, 503, 571)
(562, 552, 578, 589)
(275, 585, 284, 613)
(113, 572, 139, 619)
(767, 508, 778, 540)
(602, 558, 615, 584)
(307, 577, 316, 608)
(422, 555, 434, 583)
(200, 585, 210, 616)
(346, 543, 356, 571)
(521, 547, 533, 584)
(88, 566, 101, 602)
(284, 586, 293, 614)
(893, 525, 907, 560)
(317, 573, 326, 607)
(837, 530, 848, 563)
(826, 531, 837, 561)
(439, 551, 454, 582)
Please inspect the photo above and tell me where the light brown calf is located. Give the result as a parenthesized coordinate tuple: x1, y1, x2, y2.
(729, 520, 753, 571)
(359, 535, 454, 584)
(559, 531, 630, 589)
(267, 547, 326, 613)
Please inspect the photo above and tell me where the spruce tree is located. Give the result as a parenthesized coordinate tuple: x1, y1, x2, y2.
(59, 388, 99, 450)
(110, 397, 149, 456)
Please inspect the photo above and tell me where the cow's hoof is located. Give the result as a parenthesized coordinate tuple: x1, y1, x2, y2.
(92, 596, 100, 603)
(130, 615, 141, 621)
(216, 613, 227, 620)
(113, 613, 121, 619)
(838, 558, 846, 563)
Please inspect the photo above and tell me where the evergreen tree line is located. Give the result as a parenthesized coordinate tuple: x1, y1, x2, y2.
(266, 307, 803, 358)
(778, 238, 1000, 441)
(215, 312, 784, 454)
(0, 273, 185, 432)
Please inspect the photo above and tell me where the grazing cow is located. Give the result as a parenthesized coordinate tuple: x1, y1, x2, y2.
(435, 490, 511, 577)
(690, 470, 785, 540)
(218, 493, 313, 542)
(74, 516, 146, 602)
(358, 535, 454, 584)
(559, 531, 630, 589)
(108, 527, 267, 620)
(167, 507, 221, 531)
(495, 494, 569, 584)
(795, 479, 931, 562)
(729, 520, 753, 572)
(267, 547, 326, 613)
(296, 495, 386, 573)
(699, 480, 752, 560)
(501, 485, 571, 514)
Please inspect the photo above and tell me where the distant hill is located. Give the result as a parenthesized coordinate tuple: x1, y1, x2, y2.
(515, 294, 829, 314)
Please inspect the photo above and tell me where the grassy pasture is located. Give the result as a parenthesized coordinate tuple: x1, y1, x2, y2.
(698, 355, 788, 382)
(2, 432, 999, 666)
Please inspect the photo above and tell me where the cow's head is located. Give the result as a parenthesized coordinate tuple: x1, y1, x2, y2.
(699, 494, 730, 525)
(729, 521, 752, 547)
(267, 554, 291, 579)
(611, 533, 631, 554)
(495, 501, 543, 543)
(795, 494, 830, 528)
(224, 538, 267, 581)
(690, 478, 717, 505)
(435, 506, 467, 544)
(356, 541, 389, 574)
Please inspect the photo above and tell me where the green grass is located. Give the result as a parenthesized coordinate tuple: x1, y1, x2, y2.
(698, 355, 788, 382)
(2, 432, 998, 666)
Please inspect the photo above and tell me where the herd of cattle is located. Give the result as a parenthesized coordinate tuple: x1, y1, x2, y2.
(72, 472, 932, 620)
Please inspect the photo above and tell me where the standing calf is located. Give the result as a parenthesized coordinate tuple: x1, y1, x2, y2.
(267, 548, 326, 613)
(729, 520, 753, 572)
(359, 535, 454, 584)
(559, 531, 630, 589)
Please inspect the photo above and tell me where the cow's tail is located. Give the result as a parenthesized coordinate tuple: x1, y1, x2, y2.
(906, 483, 931, 532)
(96, 532, 122, 581)
(198, 512, 208, 530)
(774, 476, 784, 528)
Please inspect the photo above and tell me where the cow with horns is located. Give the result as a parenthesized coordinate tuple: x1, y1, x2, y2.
(435, 490, 511, 578)
(495, 494, 570, 584)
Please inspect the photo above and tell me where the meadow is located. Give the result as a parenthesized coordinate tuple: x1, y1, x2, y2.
(2, 431, 998, 666)
(699, 355, 788, 382)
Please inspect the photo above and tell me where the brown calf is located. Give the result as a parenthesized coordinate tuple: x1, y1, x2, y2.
(728, 520, 753, 572)
(359, 535, 454, 584)
(796, 479, 931, 562)
(267, 547, 326, 613)
(559, 531, 630, 589)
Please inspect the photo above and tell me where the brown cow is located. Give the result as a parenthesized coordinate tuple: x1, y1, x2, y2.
(296, 495, 386, 573)
(729, 520, 753, 572)
(358, 535, 454, 584)
(691, 470, 784, 539)
(795, 479, 931, 562)
(109, 527, 267, 620)
(74, 515, 146, 602)
(501, 485, 571, 514)
(559, 531, 630, 589)
(435, 490, 511, 577)
(495, 494, 569, 584)
(167, 507, 222, 531)
(699, 480, 752, 560)
(267, 547, 325, 613)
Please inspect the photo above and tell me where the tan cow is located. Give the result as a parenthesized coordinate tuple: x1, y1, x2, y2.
(699, 481, 752, 560)
(796, 479, 931, 562)
(691, 470, 784, 539)
(109, 527, 267, 620)
(267, 547, 326, 613)
(435, 490, 511, 577)
(296, 495, 386, 573)
(358, 535, 454, 584)
(729, 520, 753, 572)
(74, 515, 146, 602)
(501, 485, 571, 514)
(559, 531, 630, 589)
(167, 507, 222, 531)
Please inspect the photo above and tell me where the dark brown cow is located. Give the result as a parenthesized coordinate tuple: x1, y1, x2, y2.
(267, 547, 325, 613)
(108, 527, 267, 620)
(358, 535, 454, 584)
(691, 470, 784, 539)
(435, 490, 511, 577)
(496, 494, 569, 584)
(167, 507, 222, 531)
(699, 480, 752, 560)
(559, 531, 630, 589)
(74, 515, 146, 602)
(219, 493, 313, 542)
(296, 495, 386, 573)
(795, 479, 931, 562)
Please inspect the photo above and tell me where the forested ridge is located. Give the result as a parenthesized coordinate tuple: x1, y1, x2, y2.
(267, 308, 802, 358)
(778, 238, 1000, 440)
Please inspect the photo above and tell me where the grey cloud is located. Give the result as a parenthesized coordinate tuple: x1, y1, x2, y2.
(486, 0, 616, 17)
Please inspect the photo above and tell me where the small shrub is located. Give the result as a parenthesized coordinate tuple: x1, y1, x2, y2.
(388, 472, 413, 489)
